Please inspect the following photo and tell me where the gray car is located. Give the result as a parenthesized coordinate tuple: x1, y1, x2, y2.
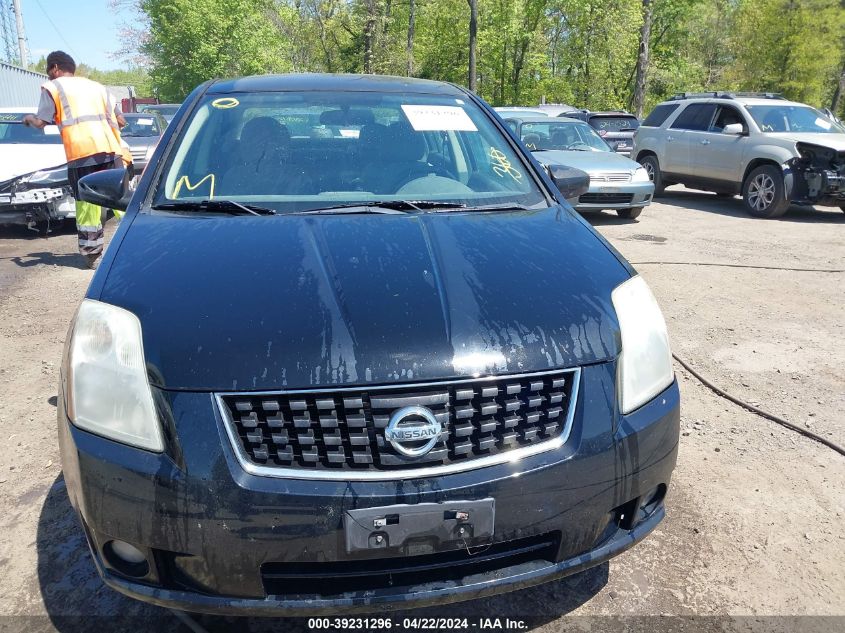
(504, 116, 654, 218)
(121, 113, 167, 173)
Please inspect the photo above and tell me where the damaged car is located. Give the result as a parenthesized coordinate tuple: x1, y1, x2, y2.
(634, 93, 845, 218)
(60, 74, 680, 615)
(0, 108, 74, 230)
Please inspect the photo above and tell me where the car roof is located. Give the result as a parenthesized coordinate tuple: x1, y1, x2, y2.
(504, 115, 586, 124)
(208, 73, 466, 96)
(495, 107, 548, 113)
(660, 96, 809, 108)
(583, 111, 636, 116)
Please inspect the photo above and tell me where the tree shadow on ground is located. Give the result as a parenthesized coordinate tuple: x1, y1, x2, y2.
(581, 210, 642, 226)
(657, 187, 845, 224)
(38, 475, 607, 632)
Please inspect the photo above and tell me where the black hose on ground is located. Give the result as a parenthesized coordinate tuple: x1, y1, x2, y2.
(672, 353, 845, 458)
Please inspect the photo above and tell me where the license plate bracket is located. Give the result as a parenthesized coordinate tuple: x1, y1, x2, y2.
(343, 498, 495, 554)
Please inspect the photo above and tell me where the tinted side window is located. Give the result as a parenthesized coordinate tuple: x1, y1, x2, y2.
(710, 106, 746, 133)
(671, 104, 717, 131)
(641, 103, 679, 127)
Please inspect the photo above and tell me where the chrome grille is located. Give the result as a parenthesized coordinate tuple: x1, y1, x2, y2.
(590, 172, 631, 183)
(216, 368, 580, 480)
(129, 147, 147, 162)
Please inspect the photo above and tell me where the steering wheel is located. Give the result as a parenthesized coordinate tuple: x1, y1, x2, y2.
(391, 163, 453, 192)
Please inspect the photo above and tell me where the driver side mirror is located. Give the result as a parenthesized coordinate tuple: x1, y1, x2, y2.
(722, 123, 746, 136)
(547, 164, 590, 200)
(78, 168, 132, 211)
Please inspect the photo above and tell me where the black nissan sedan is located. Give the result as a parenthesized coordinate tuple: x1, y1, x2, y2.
(61, 74, 680, 615)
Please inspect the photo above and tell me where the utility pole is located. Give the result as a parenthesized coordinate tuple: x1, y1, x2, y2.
(0, 3, 18, 64)
(12, 0, 28, 67)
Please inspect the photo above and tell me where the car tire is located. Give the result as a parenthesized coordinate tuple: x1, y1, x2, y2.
(617, 207, 643, 219)
(742, 165, 790, 218)
(639, 155, 664, 196)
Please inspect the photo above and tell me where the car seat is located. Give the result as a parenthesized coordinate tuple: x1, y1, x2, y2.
(220, 117, 310, 194)
(760, 110, 786, 132)
(522, 133, 541, 149)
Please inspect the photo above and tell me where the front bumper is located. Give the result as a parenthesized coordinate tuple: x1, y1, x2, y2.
(0, 188, 75, 225)
(58, 363, 680, 615)
(575, 180, 654, 210)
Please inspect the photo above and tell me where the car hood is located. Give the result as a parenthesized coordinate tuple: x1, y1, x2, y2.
(532, 149, 640, 174)
(0, 143, 67, 182)
(765, 132, 845, 150)
(98, 208, 629, 391)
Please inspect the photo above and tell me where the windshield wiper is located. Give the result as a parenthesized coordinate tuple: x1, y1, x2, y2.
(297, 200, 466, 215)
(425, 202, 532, 213)
(152, 200, 277, 215)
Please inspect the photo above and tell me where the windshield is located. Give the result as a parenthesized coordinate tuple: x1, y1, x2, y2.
(519, 121, 612, 152)
(138, 104, 180, 116)
(153, 91, 547, 212)
(588, 116, 639, 132)
(0, 113, 62, 144)
(122, 116, 161, 137)
(747, 105, 841, 134)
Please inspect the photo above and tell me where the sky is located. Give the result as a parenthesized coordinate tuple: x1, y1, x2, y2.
(20, 0, 128, 71)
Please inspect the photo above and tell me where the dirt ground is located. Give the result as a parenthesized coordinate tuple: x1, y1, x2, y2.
(0, 188, 843, 633)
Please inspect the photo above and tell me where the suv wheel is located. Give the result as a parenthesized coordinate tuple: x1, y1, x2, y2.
(617, 207, 643, 219)
(639, 155, 664, 196)
(742, 165, 790, 218)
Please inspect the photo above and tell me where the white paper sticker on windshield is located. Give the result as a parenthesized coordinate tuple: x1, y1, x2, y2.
(44, 125, 60, 135)
(401, 105, 477, 131)
(137, 118, 154, 125)
(814, 117, 832, 130)
(339, 128, 360, 138)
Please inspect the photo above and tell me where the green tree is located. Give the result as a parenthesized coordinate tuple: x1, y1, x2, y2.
(141, 0, 292, 101)
(729, 0, 845, 106)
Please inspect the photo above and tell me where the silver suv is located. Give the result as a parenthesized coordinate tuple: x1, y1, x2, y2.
(633, 92, 845, 218)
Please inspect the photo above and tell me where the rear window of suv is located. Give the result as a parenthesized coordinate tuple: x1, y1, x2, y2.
(641, 104, 679, 127)
(587, 115, 639, 132)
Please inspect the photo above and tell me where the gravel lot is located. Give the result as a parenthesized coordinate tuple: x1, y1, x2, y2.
(0, 187, 842, 632)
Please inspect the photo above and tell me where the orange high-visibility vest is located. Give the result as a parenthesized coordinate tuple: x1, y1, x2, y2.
(42, 77, 132, 166)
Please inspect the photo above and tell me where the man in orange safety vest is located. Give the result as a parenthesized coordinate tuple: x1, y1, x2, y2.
(23, 51, 133, 270)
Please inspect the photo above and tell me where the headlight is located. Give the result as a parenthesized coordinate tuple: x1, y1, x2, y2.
(611, 275, 674, 414)
(67, 299, 163, 451)
(19, 165, 68, 186)
(632, 167, 650, 182)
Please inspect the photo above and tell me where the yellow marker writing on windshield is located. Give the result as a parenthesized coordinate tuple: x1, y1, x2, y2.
(173, 174, 216, 199)
(489, 147, 522, 182)
(211, 97, 240, 110)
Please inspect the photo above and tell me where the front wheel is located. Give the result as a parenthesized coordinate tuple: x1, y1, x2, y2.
(742, 165, 790, 218)
(639, 155, 665, 196)
(617, 207, 643, 219)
